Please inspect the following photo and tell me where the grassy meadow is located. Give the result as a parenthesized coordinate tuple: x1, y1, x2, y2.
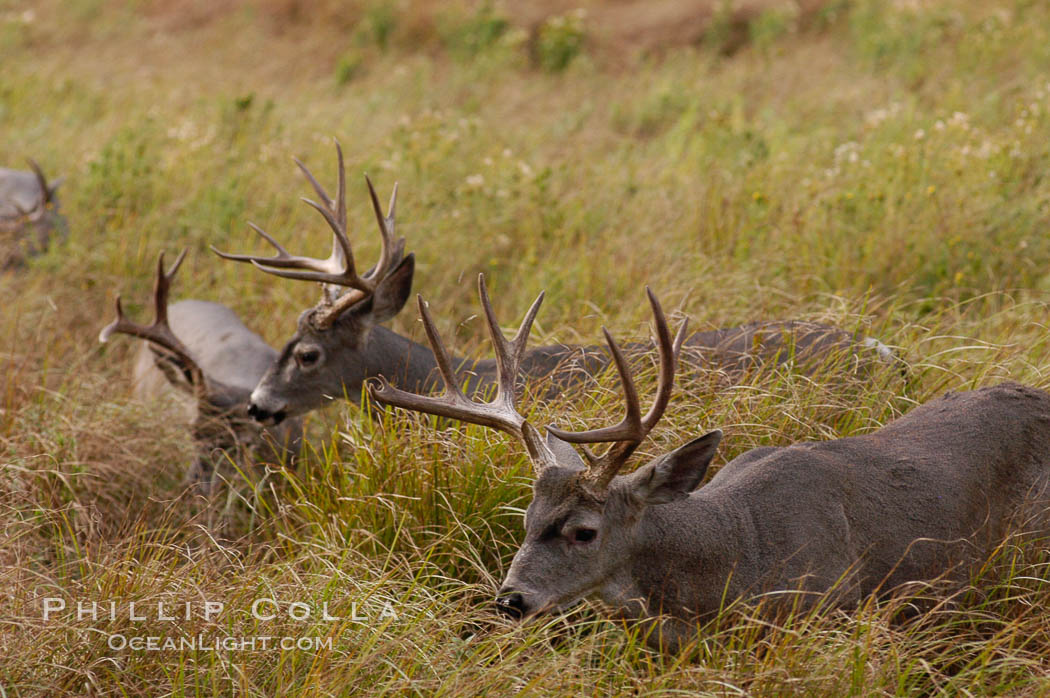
(3, 0, 1050, 693)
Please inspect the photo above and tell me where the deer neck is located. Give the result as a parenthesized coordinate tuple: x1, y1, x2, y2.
(361, 325, 490, 398)
(598, 493, 748, 623)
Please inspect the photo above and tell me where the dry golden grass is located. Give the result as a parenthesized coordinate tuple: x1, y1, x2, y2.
(3, 0, 1050, 694)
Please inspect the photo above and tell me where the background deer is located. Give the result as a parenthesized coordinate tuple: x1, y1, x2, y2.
(99, 251, 303, 495)
(0, 159, 66, 269)
(214, 143, 899, 427)
(369, 278, 1050, 653)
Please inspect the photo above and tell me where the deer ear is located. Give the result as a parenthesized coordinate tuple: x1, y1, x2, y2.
(361, 253, 414, 325)
(627, 430, 722, 505)
(544, 430, 586, 472)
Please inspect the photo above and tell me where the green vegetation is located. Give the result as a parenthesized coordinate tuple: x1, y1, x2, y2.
(2, 0, 1050, 694)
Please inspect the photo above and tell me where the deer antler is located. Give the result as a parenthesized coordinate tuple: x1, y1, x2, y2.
(211, 140, 405, 329)
(367, 274, 554, 466)
(26, 158, 57, 205)
(99, 250, 208, 400)
(547, 288, 688, 490)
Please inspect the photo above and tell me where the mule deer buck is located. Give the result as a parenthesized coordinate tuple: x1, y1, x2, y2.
(99, 251, 303, 495)
(213, 142, 898, 426)
(369, 278, 1050, 652)
(0, 159, 66, 269)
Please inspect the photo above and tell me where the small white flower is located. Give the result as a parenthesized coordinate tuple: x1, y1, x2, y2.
(914, 129, 926, 140)
(465, 174, 485, 188)
(976, 141, 997, 158)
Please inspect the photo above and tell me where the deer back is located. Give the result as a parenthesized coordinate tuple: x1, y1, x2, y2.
(461, 320, 897, 403)
(133, 300, 277, 404)
(617, 382, 1050, 633)
(130, 299, 303, 488)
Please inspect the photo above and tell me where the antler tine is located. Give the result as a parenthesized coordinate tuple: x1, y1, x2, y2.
(417, 294, 469, 402)
(152, 247, 187, 327)
(369, 293, 520, 435)
(639, 286, 688, 429)
(363, 176, 404, 280)
(546, 327, 642, 447)
(312, 175, 406, 328)
(478, 274, 545, 413)
(294, 140, 352, 276)
(99, 250, 207, 397)
(212, 141, 367, 291)
(26, 158, 50, 204)
(213, 140, 414, 328)
(292, 158, 332, 212)
(546, 288, 686, 489)
(369, 280, 549, 435)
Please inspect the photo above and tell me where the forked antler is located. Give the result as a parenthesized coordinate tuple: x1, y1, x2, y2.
(99, 250, 207, 399)
(547, 288, 689, 489)
(211, 140, 405, 329)
(368, 280, 688, 489)
(367, 275, 554, 466)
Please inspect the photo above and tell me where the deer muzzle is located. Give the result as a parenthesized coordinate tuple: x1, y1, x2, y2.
(247, 401, 286, 426)
(495, 589, 527, 620)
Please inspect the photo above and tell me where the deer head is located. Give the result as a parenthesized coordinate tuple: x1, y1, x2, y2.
(212, 141, 414, 423)
(1, 159, 66, 269)
(367, 278, 718, 621)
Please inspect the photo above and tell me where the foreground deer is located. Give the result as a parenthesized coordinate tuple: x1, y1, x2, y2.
(0, 159, 66, 269)
(214, 143, 897, 426)
(369, 278, 1050, 652)
(99, 251, 303, 494)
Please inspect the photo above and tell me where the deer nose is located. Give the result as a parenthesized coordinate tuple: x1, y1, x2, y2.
(495, 590, 526, 619)
(247, 403, 286, 425)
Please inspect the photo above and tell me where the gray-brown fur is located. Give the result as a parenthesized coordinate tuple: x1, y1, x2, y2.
(365, 281, 1045, 653)
(501, 382, 1050, 651)
(247, 294, 890, 424)
(218, 142, 897, 426)
(134, 300, 304, 493)
(0, 161, 66, 269)
(102, 258, 302, 495)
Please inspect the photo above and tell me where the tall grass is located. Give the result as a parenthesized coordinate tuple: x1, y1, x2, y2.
(3, 0, 1050, 694)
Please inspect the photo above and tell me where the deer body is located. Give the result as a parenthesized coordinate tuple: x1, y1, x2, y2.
(503, 382, 1050, 651)
(366, 280, 1050, 654)
(0, 162, 65, 269)
(133, 300, 280, 406)
(576, 383, 1050, 648)
(247, 316, 888, 422)
(102, 256, 303, 494)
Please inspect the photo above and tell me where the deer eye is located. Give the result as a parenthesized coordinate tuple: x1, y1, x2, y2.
(570, 528, 597, 544)
(295, 347, 321, 368)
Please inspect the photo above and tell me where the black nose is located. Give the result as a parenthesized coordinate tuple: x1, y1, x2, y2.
(495, 591, 525, 619)
(247, 403, 286, 425)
